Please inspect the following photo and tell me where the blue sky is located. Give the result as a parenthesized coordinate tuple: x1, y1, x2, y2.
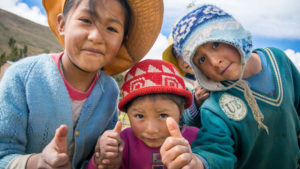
(0, 0, 299, 69)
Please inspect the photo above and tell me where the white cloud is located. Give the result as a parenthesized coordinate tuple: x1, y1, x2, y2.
(163, 0, 300, 39)
(0, 0, 47, 26)
(143, 33, 169, 60)
(0, 0, 299, 39)
(285, 49, 300, 71)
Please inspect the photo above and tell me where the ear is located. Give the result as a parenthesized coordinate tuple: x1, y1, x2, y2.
(57, 14, 65, 36)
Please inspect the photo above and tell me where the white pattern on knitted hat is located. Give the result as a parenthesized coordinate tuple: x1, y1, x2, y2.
(145, 79, 157, 87)
(173, 67, 182, 77)
(130, 77, 157, 92)
(162, 65, 173, 74)
(162, 75, 183, 89)
(135, 68, 146, 76)
(148, 64, 161, 73)
(126, 73, 134, 82)
(122, 91, 129, 97)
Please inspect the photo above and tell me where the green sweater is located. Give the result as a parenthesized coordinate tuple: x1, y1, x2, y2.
(191, 47, 300, 169)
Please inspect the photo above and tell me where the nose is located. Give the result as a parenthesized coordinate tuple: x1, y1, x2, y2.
(144, 120, 159, 134)
(88, 27, 104, 43)
(209, 54, 223, 68)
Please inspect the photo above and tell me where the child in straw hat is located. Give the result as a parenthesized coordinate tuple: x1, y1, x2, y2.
(160, 4, 300, 169)
(87, 59, 199, 169)
(162, 34, 210, 127)
(0, 0, 163, 168)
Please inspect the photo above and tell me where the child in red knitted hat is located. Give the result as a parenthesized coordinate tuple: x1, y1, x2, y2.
(86, 59, 199, 169)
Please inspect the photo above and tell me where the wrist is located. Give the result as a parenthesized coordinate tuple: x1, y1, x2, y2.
(193, 154, 205, 169)
(26, 153, 40, 169)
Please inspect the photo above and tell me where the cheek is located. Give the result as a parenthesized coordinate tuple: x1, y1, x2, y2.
(129, 119, 144, 136)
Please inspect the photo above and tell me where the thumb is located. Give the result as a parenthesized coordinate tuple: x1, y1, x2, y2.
(166, 117, 182, 138)
(113, 121, 122, 133)
(54, 125, 68, 153)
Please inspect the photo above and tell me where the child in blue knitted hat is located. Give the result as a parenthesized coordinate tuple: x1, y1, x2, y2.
(160, 4, 300, 169)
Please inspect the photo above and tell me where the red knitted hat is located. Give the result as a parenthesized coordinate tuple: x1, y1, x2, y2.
(118, 59, 193, 111)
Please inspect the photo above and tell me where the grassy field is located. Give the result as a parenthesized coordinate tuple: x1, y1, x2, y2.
(0, 9, 62, 58)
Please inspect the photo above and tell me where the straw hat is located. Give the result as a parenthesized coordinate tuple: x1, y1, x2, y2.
(43, 0, 164, 75)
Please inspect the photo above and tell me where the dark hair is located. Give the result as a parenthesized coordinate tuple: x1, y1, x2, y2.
(63, 0, 131, 36)
(124, 93, 186, 114)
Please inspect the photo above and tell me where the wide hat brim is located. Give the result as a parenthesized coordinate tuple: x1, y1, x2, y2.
(43, 0, 164, 75)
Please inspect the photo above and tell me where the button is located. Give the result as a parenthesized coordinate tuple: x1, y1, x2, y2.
(75, 131, 80, 136)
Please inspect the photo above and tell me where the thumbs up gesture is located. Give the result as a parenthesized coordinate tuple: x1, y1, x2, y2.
(36, 124, 72, 168)
(94, 121, 124, 169)
(160, 117, 203, 169)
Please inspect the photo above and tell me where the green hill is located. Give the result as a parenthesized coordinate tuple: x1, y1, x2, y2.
(0, 8, 62, 63)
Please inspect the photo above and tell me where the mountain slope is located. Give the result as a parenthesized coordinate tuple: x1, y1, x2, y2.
(0, 8, 62, 56)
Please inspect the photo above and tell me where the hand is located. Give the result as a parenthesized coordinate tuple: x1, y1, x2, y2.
(193, 81, 209, 108)
(160, 117, 203, 169)
(94, 121, 124, 169)
(36, 125, 72, 169)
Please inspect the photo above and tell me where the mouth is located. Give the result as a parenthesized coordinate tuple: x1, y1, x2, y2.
(82, 48, 104, 56)
(221, 63, 231, 75)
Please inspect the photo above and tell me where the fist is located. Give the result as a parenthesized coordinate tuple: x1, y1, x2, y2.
(160, 117, 202, 169)
(94, 121, 124, 169)
(37, 125, 72, 168)
(193, 81, 209, 108)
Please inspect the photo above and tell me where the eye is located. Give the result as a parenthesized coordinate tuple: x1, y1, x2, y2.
(107, 26, 118, 33)
(198, 56, 206, 64)
(159, 113, 168, 118)
(212, 42, 219, 49)
(134, 114, 144, 119)
(79, 18, 92, 24)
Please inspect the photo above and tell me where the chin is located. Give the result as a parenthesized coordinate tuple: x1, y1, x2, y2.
(144, 141, 163, 148)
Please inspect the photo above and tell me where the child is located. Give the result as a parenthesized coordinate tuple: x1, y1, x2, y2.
(0, 0, 163, 168)
(160, 4, 300, 169)
(86, 59, 199, 169)
(163, 36, 210, 127)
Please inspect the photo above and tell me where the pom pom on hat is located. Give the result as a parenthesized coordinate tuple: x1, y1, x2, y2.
(118, 59, 193, 111)
(172, 4, 253, 91)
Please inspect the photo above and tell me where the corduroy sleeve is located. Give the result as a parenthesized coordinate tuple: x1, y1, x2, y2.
(191, 109, 236, 169)
(182, 96, 202, 128)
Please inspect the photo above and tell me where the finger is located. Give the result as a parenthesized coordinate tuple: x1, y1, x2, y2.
(166, 117, 182, 138)
(102, 151, 120, 159)
(161, 144, 190, 165)
(168, 152, 193, 169)
(113, 121, 122, 133)
(54, 125, 68, 153)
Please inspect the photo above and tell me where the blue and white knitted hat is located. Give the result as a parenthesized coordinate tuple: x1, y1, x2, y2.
(172, 4, 253, 91)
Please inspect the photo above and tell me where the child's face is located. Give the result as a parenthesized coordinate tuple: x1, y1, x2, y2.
(58, 0, 125, 72)
(193, 42, 242, 82)
(127, 96, 181, 148)
(176, 56, 194, 75)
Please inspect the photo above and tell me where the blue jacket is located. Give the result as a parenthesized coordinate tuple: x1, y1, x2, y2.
(0, 54, 119, 169)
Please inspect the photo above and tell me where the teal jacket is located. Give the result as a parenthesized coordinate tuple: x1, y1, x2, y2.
(0, 54, 119, 169)
(190, 48, 300, 169)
